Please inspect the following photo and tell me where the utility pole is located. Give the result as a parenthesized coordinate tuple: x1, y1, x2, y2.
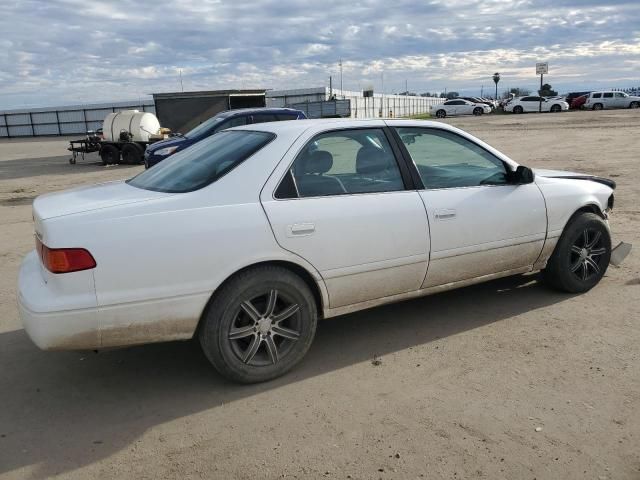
(339, 59, 343, 95)
(179, 69, 184, 92)
(381, 72, 384, 117)
(405, 79, 408, 94)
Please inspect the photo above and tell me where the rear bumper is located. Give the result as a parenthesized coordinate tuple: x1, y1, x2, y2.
(18, 251, 100, 350)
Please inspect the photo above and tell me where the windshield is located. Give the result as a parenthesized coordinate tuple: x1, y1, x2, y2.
(128, 130, 275, 193)
(184, 115, 228, 139)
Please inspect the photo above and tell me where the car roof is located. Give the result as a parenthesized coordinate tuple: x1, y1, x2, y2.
(218, 107, 304, 118)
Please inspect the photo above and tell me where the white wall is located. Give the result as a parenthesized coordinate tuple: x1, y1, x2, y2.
(266, 87, 443, 118)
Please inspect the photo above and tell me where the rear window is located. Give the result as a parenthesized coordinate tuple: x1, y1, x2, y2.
(128, 130, 274, 193)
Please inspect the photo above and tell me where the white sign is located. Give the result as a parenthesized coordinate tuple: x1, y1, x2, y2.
(536, 62, 548, 75)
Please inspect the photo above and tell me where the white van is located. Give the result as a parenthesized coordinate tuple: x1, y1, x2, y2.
(585, 91, 640, 110)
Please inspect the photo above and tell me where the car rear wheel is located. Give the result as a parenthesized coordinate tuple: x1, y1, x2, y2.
(630, 101, 639, 109)
(542, 212, 611, 293)
(550, 104, 561, 113)
(199, 266, 317, 383)
(435, 109, 446, 118)
(513, 106, 523, 114)
(593, 103, 603, 111)
(473, 107, 483, 116)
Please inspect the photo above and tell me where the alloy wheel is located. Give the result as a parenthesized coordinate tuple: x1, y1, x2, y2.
(228, 289, 301, 366)
(569, 228, 607, 281)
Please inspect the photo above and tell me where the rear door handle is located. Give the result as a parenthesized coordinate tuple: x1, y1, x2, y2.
(435, 209, 456, 220)
(288, 223, 315, 237)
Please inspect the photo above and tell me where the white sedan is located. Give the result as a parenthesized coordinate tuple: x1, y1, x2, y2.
(18, 119, 622, 383)
(504, 96, 569, 113)
(433, 99, 492, 118)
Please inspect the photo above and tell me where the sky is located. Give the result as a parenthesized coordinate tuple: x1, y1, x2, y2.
(0, 0, 639, 109)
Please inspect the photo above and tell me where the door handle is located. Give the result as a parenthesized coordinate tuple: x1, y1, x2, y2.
(435, 209, 456, 220)
(288, 223, 315, 237)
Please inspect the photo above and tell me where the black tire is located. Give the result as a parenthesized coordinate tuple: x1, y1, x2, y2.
(435, 109, 446, 118)
(100, 144, 120, 165)
(542, 212, 611, 293)
(513, 106, 523, 114)
(121, 143, 144, 165)
(199, 266, 318, 383)
(550, 104, 561, 113)
(630, 101, 639, 109)
(473, 107, 483, 116)
(593, 103, 603, 111)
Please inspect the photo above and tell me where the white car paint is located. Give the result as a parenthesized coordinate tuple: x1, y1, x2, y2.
(584, 91, 640, 110)
(18, 119, 615, 351)
(434, 99, 492, 117)
(504, 96, 569, 113)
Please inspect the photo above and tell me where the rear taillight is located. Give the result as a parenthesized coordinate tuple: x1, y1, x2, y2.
(35, 237, 96, 274)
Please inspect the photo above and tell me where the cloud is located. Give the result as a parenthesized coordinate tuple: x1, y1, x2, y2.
(0, 0, 639, 108)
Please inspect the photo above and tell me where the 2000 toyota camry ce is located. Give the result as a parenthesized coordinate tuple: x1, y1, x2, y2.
(18, 119, 623, 383)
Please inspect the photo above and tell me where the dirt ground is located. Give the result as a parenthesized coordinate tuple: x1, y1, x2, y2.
(0, 110, 638, 480)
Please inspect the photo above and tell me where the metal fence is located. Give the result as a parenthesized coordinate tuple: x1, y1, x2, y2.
(289, 99, 351, 118)
(0, 100, 156, 138)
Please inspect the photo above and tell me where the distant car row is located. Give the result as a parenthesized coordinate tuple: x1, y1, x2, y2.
(435, 90, 640, 119)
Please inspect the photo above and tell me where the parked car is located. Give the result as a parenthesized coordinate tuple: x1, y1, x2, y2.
(19, 119, 623, 383)
(570, 94, 589, 110)
(565, 91, 591, 108)
(584, 91, 640, 110)
(504, 96, 569, 113)
(144, 107, 307, 168)
(458, 97, 495, 109)
(434, 99, 491, 118)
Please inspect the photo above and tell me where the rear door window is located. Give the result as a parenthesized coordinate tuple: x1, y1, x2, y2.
(251, 114, 279, 124)
(275, 113, 299, 121)
(277, 128, 405, 198)
(592, 93, 602, 98)
(603, 93, 613, 98)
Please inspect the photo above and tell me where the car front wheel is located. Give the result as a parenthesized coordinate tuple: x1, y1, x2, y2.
(542, 212, 611, 293)
(473, 107, 483, 116)
(199, 266, 317, 383)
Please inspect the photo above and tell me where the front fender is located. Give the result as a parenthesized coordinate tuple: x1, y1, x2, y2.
(536, 176, 613, 237)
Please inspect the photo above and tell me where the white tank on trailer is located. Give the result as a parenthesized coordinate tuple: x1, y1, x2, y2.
(102, 110, 160, 142)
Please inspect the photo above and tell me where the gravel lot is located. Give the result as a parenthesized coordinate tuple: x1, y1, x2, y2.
(0, 110, 638, 479)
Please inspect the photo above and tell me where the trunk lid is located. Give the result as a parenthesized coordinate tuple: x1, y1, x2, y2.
(33, 180, 172, 220)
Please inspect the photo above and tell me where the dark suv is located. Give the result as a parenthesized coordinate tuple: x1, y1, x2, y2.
(145, 108, 306, 168)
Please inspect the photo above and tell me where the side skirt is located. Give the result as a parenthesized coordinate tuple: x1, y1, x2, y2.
(322, 266, 533, 319)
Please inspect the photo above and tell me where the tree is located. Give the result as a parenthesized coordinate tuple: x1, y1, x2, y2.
(492, 73, 500, 100)
(445, 91, 460, 99)
(538, 83, 557, 96)
(509, 87, 530, 97)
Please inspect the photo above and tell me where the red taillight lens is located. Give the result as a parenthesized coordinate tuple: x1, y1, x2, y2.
(35, 237, 96, 274)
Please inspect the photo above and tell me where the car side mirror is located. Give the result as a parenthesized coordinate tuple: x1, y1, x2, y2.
(513, 165, 535, 184)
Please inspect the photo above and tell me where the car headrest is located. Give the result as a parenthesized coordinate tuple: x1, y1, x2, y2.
(356, 147, 392, 174)
(300, 150, 333, 174)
